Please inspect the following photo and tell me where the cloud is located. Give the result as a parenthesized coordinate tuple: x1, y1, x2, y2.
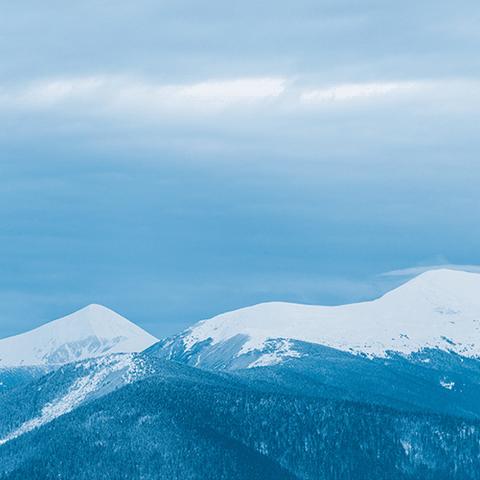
(4, 75, 478, 116)
(177, 78, 286, 102)
(2, 74, 480, 158)
(381, 264, 480, 277)
(300, 81, 422, 104)
(16, 77, 105, 107)
(0, 76, 287, 114)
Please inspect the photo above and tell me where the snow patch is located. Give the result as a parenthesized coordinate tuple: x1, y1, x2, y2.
(440, 379, 455, 390)
(248, 339, 301, 368)
(401, 440, 413, 456)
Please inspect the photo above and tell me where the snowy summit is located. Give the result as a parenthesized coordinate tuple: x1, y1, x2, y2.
(0, 304, 158, 367)
(176, 269, 480, 363)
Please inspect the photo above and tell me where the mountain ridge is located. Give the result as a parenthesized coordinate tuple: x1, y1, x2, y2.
(156, 269, 480, 367)
(2, 268, 480, 369)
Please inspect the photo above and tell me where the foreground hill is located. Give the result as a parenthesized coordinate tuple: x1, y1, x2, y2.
(1, 355, 480, 480)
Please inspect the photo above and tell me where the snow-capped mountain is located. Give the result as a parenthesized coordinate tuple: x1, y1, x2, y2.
(152, 269, 480, 368)
(3, 272, 480, 479)
(0, 304, 158, 367)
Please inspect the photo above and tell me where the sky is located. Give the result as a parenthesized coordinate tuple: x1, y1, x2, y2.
(1, 1, 480, 338)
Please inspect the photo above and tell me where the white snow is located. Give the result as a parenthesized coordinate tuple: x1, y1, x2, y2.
(248, 339, 301, 368)
(400, 440, 413, 456)
(440, 379, 455, 390)
(182, 269, 480, 359)
(0, 304, 158, 367)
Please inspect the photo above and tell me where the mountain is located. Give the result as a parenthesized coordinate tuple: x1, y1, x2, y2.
(0, 304, 158, 368)
(1, 353, 480, 480)
(151, 269, 480, 369)
(3, 270, 480, 478)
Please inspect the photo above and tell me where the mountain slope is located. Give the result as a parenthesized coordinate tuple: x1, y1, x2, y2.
(5, 345, 480, 449)
(0, 367, 48, 394)
(1, 358, 480, 480)
(152, 269, 480, 367)
(0, 304, 158, 367)
(0, 354, 156, 445)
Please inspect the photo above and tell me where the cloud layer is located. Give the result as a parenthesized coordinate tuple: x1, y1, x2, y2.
(1, 0, 479, 336)
(2, 76, 478, 117)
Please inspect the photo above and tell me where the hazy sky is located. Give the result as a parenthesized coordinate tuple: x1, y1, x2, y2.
(1, 1, 479, 337)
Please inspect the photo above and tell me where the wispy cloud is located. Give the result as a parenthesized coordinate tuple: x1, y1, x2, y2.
(176, 78, 286, 102)
(2, 74, 479, 146)
(0, 76, 287, 113)
(300, 81, 422, 104)
(11, 77, 105, 107)
(381, 264, 480, 277)
(2, 76, 479, 119)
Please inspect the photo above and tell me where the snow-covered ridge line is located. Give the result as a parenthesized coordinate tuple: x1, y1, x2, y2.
(180, 269, 480, 359)
(0, 304, 158, 368)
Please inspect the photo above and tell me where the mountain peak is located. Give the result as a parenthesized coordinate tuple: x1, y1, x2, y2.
(404, 267, 479, 284)
(0, 305, 158, 367)
(81, 303, 112, 313)
(49, 304, 138, 336)
(167, 268, 480, 366)
(381, 269, 480, 306)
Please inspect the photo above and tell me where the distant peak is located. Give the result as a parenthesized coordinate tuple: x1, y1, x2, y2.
(85, 303, 106, 309)
(63, 304, 125, 322)
(77, 303, 116, 314)
(0, 304, 158, 367)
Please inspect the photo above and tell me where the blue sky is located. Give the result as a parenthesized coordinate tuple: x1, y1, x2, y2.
(1, 1, 480, 337)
